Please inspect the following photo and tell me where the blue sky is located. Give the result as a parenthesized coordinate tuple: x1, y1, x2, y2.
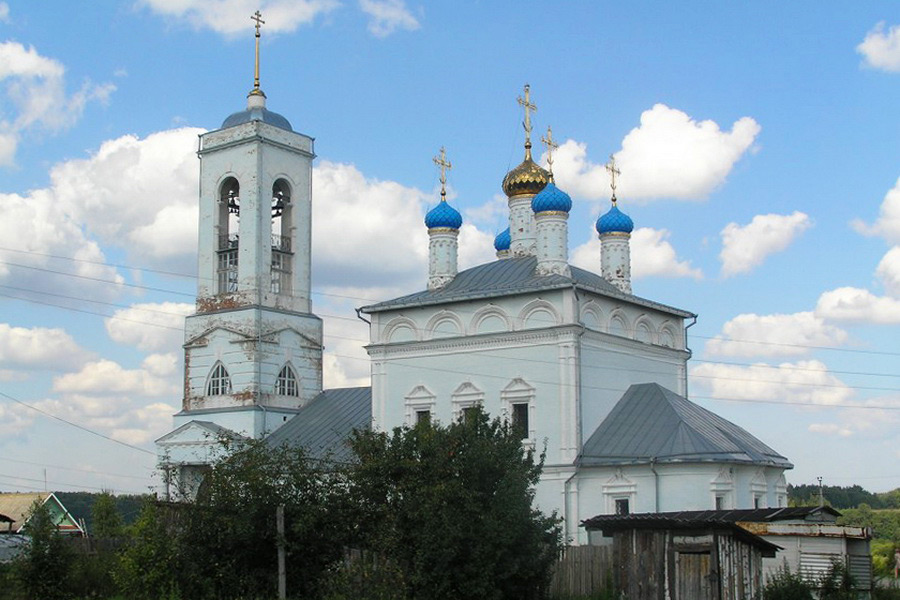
(1, 1, 900, 496)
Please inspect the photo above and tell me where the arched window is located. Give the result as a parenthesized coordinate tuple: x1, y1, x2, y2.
(275, 365, 299, 397)
(207, 362, 232, 396)
(270, 179, 292, 295)
(217, 177, 240, 294)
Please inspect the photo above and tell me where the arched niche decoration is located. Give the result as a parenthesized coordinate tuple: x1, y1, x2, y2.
(634, 316, 656, 344)
(518, 299, 561, 330)
(383, 317, 420, 344)
(580, 302, 605, 332)
(470, 306, 512, 335)
(425, 310, 464, 340)
(608, 309, 631, 339)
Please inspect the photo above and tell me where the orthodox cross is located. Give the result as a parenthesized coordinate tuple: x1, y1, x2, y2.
(517, 84, 537, 156)
(433, 146, 452, 202)
(606, 154, 621, 202)
(541, 126, 559, 180)
(251, 11, 265, 92)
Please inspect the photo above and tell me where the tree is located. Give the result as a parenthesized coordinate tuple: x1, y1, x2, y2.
(90, 491, 123, 538)
(115, 500, 180, 600)
(763, 563, 813, 600)
(14, 500, 72, 600)
(346, 407, 563, 600)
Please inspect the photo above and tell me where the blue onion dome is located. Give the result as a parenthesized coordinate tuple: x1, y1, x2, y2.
(425, 200, 463, 229)
(596, 203, 634, 234)
(494, 227, 511, 251)
(531, 181, 572, 213)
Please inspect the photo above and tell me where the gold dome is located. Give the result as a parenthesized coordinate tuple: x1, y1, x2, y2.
(502, 151, 550, 197)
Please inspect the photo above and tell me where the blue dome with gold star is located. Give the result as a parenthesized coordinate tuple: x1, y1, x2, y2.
(494, 227, 511, 251)
(425, 200, 463, 229)
(596, 204, 633, 234)
(531, 182, 572, 213)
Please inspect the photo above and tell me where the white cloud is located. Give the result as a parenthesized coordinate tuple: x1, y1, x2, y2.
(464, 194, 507, 229)
(458, 224, 496, 271)
(0, 324, 90, 371)
(704, 312, 847, 358)
(0, 3, 9, 23)
(359, 0, 420, 37)
(857, 22, 900, 72)
(853, 177, 900, 244)
(571, 226, 701, 280)
(105, 302, 194, 352)
(0, 41, 114, 165)
(139, 0, 340, 35)
(719, 211, 811, 277)
(690, 360, 854, 407)
(551, 104, 760, 202)
(810, 395, 900, 439)
(52, 358, 178, 396)
(876, 246, 900, 296)
(815, 287, 900, 324)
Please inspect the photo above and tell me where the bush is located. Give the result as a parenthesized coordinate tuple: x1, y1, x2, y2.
(12, 501, 73, 600)
(819, 559, 855, 600)
(763, 563, 813, 600)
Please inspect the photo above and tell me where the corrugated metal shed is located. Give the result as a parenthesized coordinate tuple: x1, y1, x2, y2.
(264, 386, 371, 463)
(577, 383, 792, 468)
(360, 256, 694, 318)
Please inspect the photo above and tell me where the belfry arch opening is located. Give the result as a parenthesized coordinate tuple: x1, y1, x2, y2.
(270, 179, 293, 295)
(217, 177, 240, 294)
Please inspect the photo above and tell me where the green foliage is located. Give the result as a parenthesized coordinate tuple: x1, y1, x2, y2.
(788, 483, 900, 510)
(762, 563, 813, 600)
(114, 501, 180, 600)
(13, 500, 73, 600)
(838, 506, 900, 543)
(176, 440, 348, 600)
(347, 406, 563, 600)
(54, 492, 146, 534)
(90, 492, 124, 539)
(321, 551, 408, 600)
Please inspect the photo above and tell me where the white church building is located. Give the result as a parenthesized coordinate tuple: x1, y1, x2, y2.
(156, 37, 792, 545)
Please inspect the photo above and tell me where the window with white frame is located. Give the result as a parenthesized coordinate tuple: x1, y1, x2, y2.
(451, 382, 484, 424)
(275, 365, 299, 397)
(207, 362, 232, 396)
(603, 469, 637, 515)
(501, 378, 535, 444)
(404, 385, 436, 427)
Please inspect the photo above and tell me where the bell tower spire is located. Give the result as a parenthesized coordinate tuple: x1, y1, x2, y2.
(250, 10, 266, 98)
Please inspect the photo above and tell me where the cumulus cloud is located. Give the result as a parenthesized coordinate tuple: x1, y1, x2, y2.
(876, 246, 900, 296)
(809, 395, 900, 439)
(690, 360, 854, 407)
(570, 227, 701, 280)
(704, 312, 847, 358)
(0, 41, 114, 166)
(139, 0, 339, 35)
(719, 211, 811, 277)
(815, 287, 900, 324)
(359, 0, 420, 37)
(857, 22, 900, 72)
(0, 3, 9, 23)
(551, 104, 759, 202)
(52, 358, 179, 396)
(0, 324, 90, 371)
(105, 302, 194, 352)
(853, 177, 900, 244)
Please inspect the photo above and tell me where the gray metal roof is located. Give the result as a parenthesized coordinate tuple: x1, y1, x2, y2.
(264, 387, 371, 463)
(360, 256, 693, 318)
(585, 507, 840, 526)
(221, 106, 293, 131)
(577, 383, 792, 468)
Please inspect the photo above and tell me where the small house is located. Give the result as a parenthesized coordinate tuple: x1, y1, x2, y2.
(0, 492, 84, 535)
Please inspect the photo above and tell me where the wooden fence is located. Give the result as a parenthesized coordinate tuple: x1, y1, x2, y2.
(549, 544, 614, 597)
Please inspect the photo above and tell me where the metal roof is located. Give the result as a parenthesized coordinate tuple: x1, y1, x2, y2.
(577, 383, 792, 468)
(264, 386, 371, 463)
(360, 256, 694, 318)
(584, 507, 839, 528)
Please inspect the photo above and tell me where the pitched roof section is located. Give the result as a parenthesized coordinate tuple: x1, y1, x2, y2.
(578, 383, 792, 468)
(0, 492, 83, 534)
(264, 387, 371, 463)
(585, 507, 839, 528)
(360, 256, 693, 318)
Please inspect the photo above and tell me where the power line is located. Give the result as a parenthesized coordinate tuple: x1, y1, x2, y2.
(0, 456, 155, 482)
(0, 391, 156, 456)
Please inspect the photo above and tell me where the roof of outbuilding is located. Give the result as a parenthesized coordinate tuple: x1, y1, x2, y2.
(264, 387, 371, 463)
(577, 383, 792, 468)
(360, 256, 693, 317)
(0, 492, 83, 534)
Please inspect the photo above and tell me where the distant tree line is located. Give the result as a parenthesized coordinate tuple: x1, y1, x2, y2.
(788, 483, 900, 510)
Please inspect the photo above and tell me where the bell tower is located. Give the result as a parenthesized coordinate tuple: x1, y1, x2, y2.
(158, 13, 322, 484)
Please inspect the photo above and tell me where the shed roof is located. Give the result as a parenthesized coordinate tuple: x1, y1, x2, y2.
(0, 492, 83, 534)
(360, 256, 693, 318)
(264, 387, 371, 463)
(577, 383, 792, 468)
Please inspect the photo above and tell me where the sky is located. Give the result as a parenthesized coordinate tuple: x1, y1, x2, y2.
(0, 1, 899, 497)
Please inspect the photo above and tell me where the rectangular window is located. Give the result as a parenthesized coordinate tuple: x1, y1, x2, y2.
(615, 498, 630, 515)
(715, 495, 724, 511)
(270, 251, 291, 295)
(754, 495, 761, 509)
(512, 403, 529, 439)
(461, 406, 477, 424)
(217, 249, 238, 293)
(415, 410, 431, 426)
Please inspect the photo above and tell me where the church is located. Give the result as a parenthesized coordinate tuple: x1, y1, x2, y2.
(156, 24, 792, 545)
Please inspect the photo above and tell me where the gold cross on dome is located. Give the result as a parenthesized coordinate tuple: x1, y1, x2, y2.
(251, 11, 265, 92)
(517, 84, 537, 154)
(433, 146, 452, 201)
(541, 126, 559, 179)
(606, 154, 621, 201)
